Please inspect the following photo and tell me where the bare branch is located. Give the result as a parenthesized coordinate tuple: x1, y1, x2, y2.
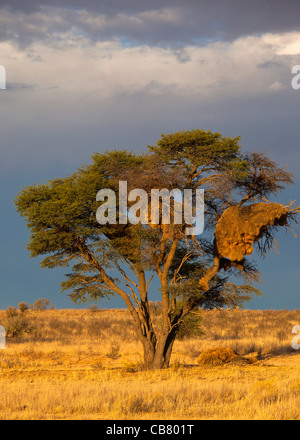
(146, 274, 154, 290)
(115, 263, 138, 288)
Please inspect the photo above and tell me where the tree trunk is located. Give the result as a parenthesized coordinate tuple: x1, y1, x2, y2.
(140, 327, 177, 370)
(141, 336, 156, 369)
(152, 330, 177, 369)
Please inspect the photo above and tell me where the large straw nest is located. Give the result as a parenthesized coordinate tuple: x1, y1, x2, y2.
(214, 202, 288, 262)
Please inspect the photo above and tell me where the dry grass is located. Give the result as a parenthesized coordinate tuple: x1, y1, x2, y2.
(0, 307, 299, 420)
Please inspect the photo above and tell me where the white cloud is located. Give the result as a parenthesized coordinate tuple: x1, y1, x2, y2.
(1, 31, 298, 102)
(262, 32, 300, 55)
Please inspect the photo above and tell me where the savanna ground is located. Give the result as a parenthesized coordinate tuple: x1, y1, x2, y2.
(0, 307, 299, 420)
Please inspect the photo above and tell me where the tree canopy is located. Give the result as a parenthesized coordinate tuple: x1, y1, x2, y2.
(15, 129, 299, 369)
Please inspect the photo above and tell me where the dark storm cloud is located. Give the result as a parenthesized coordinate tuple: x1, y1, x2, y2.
(1, 0, 300, 47)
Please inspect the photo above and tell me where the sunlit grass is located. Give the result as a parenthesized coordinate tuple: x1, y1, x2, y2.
(0, 308, 299, 420)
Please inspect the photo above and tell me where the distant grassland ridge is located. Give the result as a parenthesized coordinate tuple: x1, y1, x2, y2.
(0, 308, 299, 356)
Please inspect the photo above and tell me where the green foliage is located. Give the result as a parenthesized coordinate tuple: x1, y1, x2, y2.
(175, 278, 259, 321)
(177, 310, 204, 340)
(149, 129, 242, 165)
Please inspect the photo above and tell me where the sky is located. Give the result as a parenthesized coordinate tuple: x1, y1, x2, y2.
(0, 0, 299, 310)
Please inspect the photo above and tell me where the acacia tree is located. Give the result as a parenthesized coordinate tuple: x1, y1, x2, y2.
(15, 129, 299, 369)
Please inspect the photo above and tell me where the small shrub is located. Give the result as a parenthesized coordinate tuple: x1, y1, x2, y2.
(18, 302, 28, 313)
(149, 301, 162, 316)
(5, 318, 35, 339)
(106, 343, 121, 359)
(33, 298, 51, 311)
(88, 304, 100, 312)
(121, 359, 142, 372)
(125, 395, 152, 414)
(6, 307, 18, 318)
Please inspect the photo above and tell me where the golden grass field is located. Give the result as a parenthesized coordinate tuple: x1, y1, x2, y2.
(0, 307, 299, 420)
